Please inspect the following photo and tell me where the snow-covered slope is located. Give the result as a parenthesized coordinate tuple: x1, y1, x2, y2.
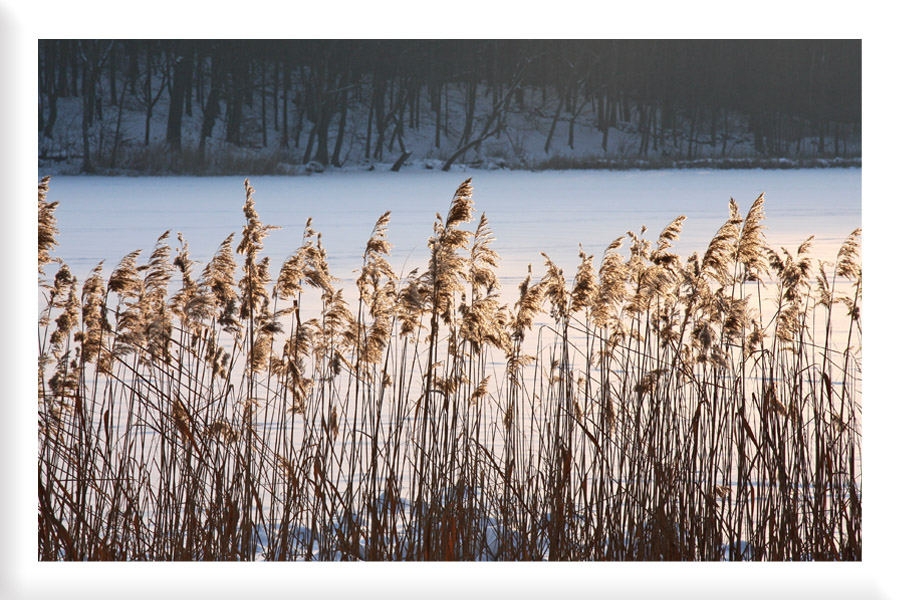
(39, 80, 862, 176)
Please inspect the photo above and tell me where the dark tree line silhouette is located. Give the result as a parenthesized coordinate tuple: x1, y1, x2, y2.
(38, 40, 861, 173)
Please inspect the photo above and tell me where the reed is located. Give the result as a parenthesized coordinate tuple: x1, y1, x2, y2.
(37, 176, 862, 561)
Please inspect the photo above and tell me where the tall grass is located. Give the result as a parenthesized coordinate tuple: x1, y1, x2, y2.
(37, 175, 862, 561)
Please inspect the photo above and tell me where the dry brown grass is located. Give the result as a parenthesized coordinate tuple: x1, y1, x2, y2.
(37, 176, 862, 561)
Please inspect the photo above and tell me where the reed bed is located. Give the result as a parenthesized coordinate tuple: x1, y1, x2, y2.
(37, 175, 862, 561)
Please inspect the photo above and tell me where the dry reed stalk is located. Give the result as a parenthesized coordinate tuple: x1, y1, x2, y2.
(35, 177, 862, 562)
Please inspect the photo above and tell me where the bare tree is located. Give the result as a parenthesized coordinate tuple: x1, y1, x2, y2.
(135, 41, 169, 147)
(78, 40, 113, 173)
(165, 41, 193, 150)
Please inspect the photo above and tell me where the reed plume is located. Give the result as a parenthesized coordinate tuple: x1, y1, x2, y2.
(37, 176, 58, 276)
(425, 178, 475, 324)
(703, 198, 742, 286)
(512, 266, 546, 342)
(650, 215, 686, 267)
(570, 245, 597, 314)
(36, 177, 862, 563)
(171, 233, 216, 329)
(356, 212, 397, 364)
(734, 193, 768, 280)
(591, 237, 627, 329)
(76, 262, 108, 365)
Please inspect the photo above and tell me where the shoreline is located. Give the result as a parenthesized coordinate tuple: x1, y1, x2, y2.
(37, 155, 862, 177)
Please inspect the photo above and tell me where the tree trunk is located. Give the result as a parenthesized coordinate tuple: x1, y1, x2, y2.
(196, 52, 204, 109)
(409, 83, 416, 130)
(331, 88, 349, 167)
(81, 103, 95, 172)
(366, 89, 374, 159)
(833, 121, 840, 158)
(199, 51, 223, 155)
(752, 115, 764, 154)
(43, 40, 62, 138)
(225, 51, 246, 146)
(391, 151, 412, 171)
(70, 42, 79, 96)
(652, 105, 659, 152)
(293, 106, 304, 149)
(687, 109, 697, 159)
(314, 110, 332, 165)
(568, 95, 589, 151)
(442, 123, 502, 171)
(434, 80, 441, 149)
(39, 43, 51, 133)
(721, 109, 728, 156)
(544, 93, 564, 154)
(184, 48, 193, 117)
(82, 58, 94, 127)
(444, 84, 450, 138)
(143, 45, 156, 146)
(597, 97, 608, 152)
(818, 121, 825, 155)
(80, 41, 101, 173)
(43, 74, 59, 138)
(108, 44, 117, 106)
(165, 42, 191, 150)
(303, 123, 317, 164)
(261, 62, 267, 148)
(388, 87, 407, 154)
(281, 61, 290, 148)
(272, 60, 279, 132)
(415, 84, 421, 130)
(460, 77, 476, 147)
(127, 41, 138, 94)
(373, 79, 386, 160)
(638, 104, 649, 156)
(110, 72, 129, 168)
(144, 107, 152, 146)
(55, 40, 69, 97)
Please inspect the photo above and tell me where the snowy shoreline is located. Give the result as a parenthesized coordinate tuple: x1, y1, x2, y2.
(38, 154, 862, 178)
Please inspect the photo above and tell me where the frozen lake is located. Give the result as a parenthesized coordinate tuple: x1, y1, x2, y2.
(46, 168, 861, 306)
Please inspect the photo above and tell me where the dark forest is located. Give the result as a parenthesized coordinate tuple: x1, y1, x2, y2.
(38, 40, 862, 173)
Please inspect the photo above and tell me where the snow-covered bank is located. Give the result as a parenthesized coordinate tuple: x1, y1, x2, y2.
(39, 74, 861, 177)
(38, 151, 864, 178)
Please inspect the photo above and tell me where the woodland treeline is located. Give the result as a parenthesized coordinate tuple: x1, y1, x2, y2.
(38, 40, 861, 172)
